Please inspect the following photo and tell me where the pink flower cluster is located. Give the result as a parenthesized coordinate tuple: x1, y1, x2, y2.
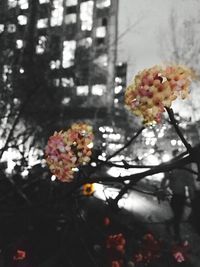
(45, 122, 94, 182)
(125, 65, 192, 124)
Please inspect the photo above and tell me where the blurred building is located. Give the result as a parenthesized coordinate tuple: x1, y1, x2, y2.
(0, 0, 127, 120)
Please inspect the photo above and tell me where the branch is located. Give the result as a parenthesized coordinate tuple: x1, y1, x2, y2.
(165, 107, 192, 153)
(105, 126, 145, 162)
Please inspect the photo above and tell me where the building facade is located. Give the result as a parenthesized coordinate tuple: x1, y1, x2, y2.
(0, 0, 127, 121)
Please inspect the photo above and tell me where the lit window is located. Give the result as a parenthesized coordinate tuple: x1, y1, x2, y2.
(77, 85, 89, 96)
(36, 36, 47, 54)
(96, 26, 106, 38)
(78, 37, 92, 48)
(18, 0, 29, 9)
(62, 40, 76, 68)
(37, 18, 48, 28)
(0, 24, 4, 33)
(39, 0, 50, 3)
(61, 77, 74, 87)
(17, 15, 28, 25)
(62, 97, 71, 105)
(16, 40, 23, 49)
(51, 0, 64, 27)
(94, 54, 108, 67)
(8, 0, 17, 8)
(91, 84, 106, 96)
(53, 78, 60, 87)
(96, 0, 110, 9)
(65, 14, 77, 24)
(50, 60, 61, 69)
(80, 1, 94, 31)
(7, 24, 16, 33)
(66, 0, 77, 6)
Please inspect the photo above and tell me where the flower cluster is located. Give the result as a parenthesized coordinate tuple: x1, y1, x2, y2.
(133, 233, 162, 265)
(45, 122, 94, 182)
(125, 65, 192, 124)
(106, 233, 126, 267)
(171, 241, 190, 263)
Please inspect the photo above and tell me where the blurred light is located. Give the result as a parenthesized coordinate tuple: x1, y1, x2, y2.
(91, 84, 106, 96)
(115, 77, 122, 83)
(99, 126, 105, 133)
(62, 97, 70, 105)
(77, 85, 89, 96)
(96, 26, 106, 38)
(162, 153, 171, 162)
(78, 37, 92, 48)
(114, 85, 123, 94)
(0, 24, 5, 33)
(50, 59, 60, 69)
(18, 15, 27, 25)
(65, 14, 77, 24)
(96, 0, 111, 8)
(37, 18, 48, 28)
(19, 68, 24, 73)
(51, 175, 56, 181)
(18, 0, 29, 9)
(39, 0, 50, 3)
(177, 140, 183, 146)
(158, 131, 164, 138)
(21, 169, 29, 177)
(16, 39, 23, 49)
(66, 0, 78, 6)
(80, 1, 94, 31)
(61, 77, 74, 87)
(91, 162, 97, 167)
(171, 139, 177, 146)
(7, 24, 16, 33)
(51, 0, 64, 27)
(72, 167, 79, 172)
(8, 0, 17, 8)
(62, 40, 76, 68)
(114, 98, 119, 104)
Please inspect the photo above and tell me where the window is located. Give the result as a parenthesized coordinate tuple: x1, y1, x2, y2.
(80, 1, 94, 31)
(62, 40, 76, 68)
(7, 24, 16, 33)
(94, 54, 108, 67)
(36, 36, 47, 54)
(50, 60, 61, 69)
(96, 26, 106, 38)
(61, 77, 74, 87)
(17, 15, 28, 25)
(77, 85, 89, 96)
(51, 0, 64, 27)
(39, 0, 50, 3)
(16, 40, 23, 49)
(53, 78, 60, 87)
(96, 0, 110, 9)
(91, 84, 106, 96)
(18, 0, 28, 9)
(66, 0, 77, 7)
(62, 97, 71, 105)
(8, 0, 17, 9)
(65, 14, 77, 24)
(78, 37, 92, 48)
(0, 24, 4, 33)
(37, 18, 48, 28)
